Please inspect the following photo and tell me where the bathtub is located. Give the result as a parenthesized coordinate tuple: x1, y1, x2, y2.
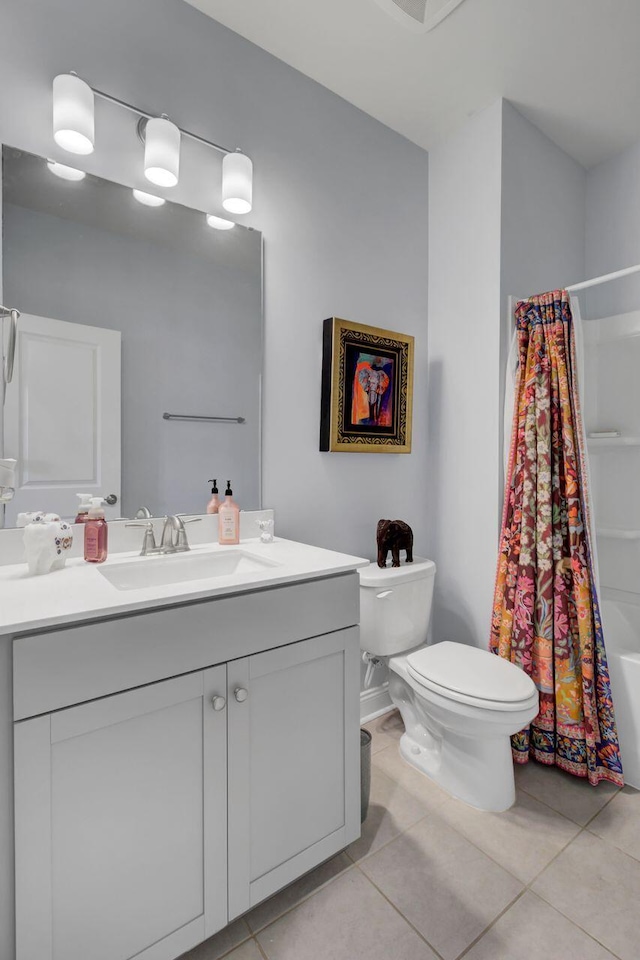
(601, 596, 640, 788)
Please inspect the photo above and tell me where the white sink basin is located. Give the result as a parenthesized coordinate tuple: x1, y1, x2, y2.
(98, 549, 279, 592)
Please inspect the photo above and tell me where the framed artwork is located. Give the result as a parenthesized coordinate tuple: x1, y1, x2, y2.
(319, 318, 414, 453)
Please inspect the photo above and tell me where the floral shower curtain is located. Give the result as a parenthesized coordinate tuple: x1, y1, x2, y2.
(490, 290, 624, 786)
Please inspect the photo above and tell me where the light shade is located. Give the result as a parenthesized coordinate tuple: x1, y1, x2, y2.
(53, 74, 95, 155)
(206, 214, 235, 230)
(144, 117, 180, 188)
(222, 149, 253, 214)
(47, 160, 86, 181)
(133, 189, 166, 207)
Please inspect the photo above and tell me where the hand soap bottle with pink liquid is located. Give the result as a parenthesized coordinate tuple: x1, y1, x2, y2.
(218, 481, 240, 545)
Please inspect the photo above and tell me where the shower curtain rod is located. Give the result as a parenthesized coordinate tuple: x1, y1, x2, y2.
(566, 263, 640, 293)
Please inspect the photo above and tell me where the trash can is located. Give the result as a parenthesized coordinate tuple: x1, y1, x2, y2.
(360, 728, 372, 822)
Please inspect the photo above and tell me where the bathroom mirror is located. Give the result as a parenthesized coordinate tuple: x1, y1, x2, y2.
(0, 146, 262, 525)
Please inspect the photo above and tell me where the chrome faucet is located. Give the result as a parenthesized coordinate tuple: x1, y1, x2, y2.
(125, 520, 161, 556)
(160, 515, 201, 554)
(125, 515, 201, 556)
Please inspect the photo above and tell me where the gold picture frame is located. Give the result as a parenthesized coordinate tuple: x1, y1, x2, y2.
(319, 318, 414, 453)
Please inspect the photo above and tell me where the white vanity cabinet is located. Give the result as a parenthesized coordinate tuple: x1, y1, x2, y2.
(227, 629, 359, 918)
(15, 668, 228, 960)
(12, 575, 361, 960)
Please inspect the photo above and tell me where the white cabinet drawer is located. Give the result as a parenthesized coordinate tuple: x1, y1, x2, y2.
(13, 573, 359, 720)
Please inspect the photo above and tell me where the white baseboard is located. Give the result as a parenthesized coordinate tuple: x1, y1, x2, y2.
(360, 682, 393, 723)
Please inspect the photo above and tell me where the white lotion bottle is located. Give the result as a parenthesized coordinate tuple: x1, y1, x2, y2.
(218, 481, 240, 545)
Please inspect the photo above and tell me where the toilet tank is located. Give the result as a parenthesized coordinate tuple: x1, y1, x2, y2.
(359, 558, 436, 657)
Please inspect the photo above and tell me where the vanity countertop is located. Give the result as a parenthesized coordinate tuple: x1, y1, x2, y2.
(0, 538, 370, 636)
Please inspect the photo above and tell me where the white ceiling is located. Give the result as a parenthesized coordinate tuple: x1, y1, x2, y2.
(185, 0, 640, 169)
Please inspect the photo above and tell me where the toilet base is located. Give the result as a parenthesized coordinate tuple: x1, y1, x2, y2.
(398, 728, 516, 812)
(386, 663, 536, 812)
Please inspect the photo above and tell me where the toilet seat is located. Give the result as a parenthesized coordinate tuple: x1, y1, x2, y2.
(406, 641, 537, 712)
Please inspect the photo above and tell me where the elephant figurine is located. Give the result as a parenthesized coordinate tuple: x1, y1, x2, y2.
(377, 519, 414, 568)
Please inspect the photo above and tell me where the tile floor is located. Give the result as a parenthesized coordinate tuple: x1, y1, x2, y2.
(180, 709, 639, 960)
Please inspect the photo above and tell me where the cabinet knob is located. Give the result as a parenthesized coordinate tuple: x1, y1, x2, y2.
(234, 687, 248, 703)
(212, 696, 227, 711)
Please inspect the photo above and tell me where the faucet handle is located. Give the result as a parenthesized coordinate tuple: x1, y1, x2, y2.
(175, 515, 201, 550)
(125, 520, 157, 556)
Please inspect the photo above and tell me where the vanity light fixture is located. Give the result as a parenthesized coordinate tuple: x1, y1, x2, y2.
(132, 189, 166, 207)
(222, 149, 253, 214)
(51, 74, 254, 214)
(206, 213, 235, 230)
(143, 116, 180, 188)
(52, 74, 95, 155)
(47, 159, 87, 181)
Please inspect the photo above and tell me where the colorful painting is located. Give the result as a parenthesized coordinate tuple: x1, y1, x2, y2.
(351, 352, 394, 427)
(320, 318, 414, 453)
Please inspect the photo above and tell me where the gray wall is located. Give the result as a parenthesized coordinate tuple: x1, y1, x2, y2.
(426, 100, 504, 648)
(3, 200, 262, 518)
(585, 136, 640, 319)
(426, 100, 586, 651)
(0, 0, 429, 560)
(0, 4, 429, 953)
(501, 101, 586, 304)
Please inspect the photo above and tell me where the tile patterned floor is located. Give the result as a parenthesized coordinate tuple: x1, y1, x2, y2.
(180, 709, 639, 960)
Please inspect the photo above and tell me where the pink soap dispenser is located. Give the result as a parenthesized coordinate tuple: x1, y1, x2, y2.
(75, 493, 93, 524)
(207, 479, 220, 515)
(218, 481, 240, 545)
(84, 497, 108, 563)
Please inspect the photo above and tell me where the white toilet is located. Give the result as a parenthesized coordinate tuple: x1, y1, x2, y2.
(359, 558, 539, 812)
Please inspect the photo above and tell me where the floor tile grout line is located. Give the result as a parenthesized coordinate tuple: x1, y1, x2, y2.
(375, 763, 625, 888)
(520, 889, 625, 960)
(363, 758, 558, 888)
(366, 732, 627, 956)
(253, 936, 270, 960)
(582, 784, 625, 830)
(453, 887, 529, 960)
(245, 729, 629, 960)
(210, 931, 253, 960)
(347, 808, 441, 868)
(243, 861, 359, 937)
(353, 859, 448, 960)
(507, 810, 627, 960)
(516, 778, 622, 828)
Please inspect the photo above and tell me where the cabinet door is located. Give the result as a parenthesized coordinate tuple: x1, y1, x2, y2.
(14, 667, 228, 960)
(227, 627, 360, 918)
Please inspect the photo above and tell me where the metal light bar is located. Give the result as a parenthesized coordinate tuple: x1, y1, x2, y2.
(91, 87, 233, 156)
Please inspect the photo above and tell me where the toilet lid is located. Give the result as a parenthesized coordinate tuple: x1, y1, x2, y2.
(406, 641, 535, 703)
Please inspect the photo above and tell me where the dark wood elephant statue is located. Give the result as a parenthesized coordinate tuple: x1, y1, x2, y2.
(377, 519, 414, 568)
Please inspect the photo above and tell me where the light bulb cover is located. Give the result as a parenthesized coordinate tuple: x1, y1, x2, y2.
(206, 214, 235, 230)
(47, 160, 86, 181)
(222, 150, 253, 214)
(132, 189, 166, 207)
(144, 117, 180, 188)
(53, 74, 95, 156)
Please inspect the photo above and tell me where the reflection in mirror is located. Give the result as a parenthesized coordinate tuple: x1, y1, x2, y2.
(1, 146, 262, 527)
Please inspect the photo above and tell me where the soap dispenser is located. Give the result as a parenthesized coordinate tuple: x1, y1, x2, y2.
(218, 481, 240, 545)
(75, 493, 93, 523)
(84, 497, 108, 563)
(207, 479, 220, 515)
